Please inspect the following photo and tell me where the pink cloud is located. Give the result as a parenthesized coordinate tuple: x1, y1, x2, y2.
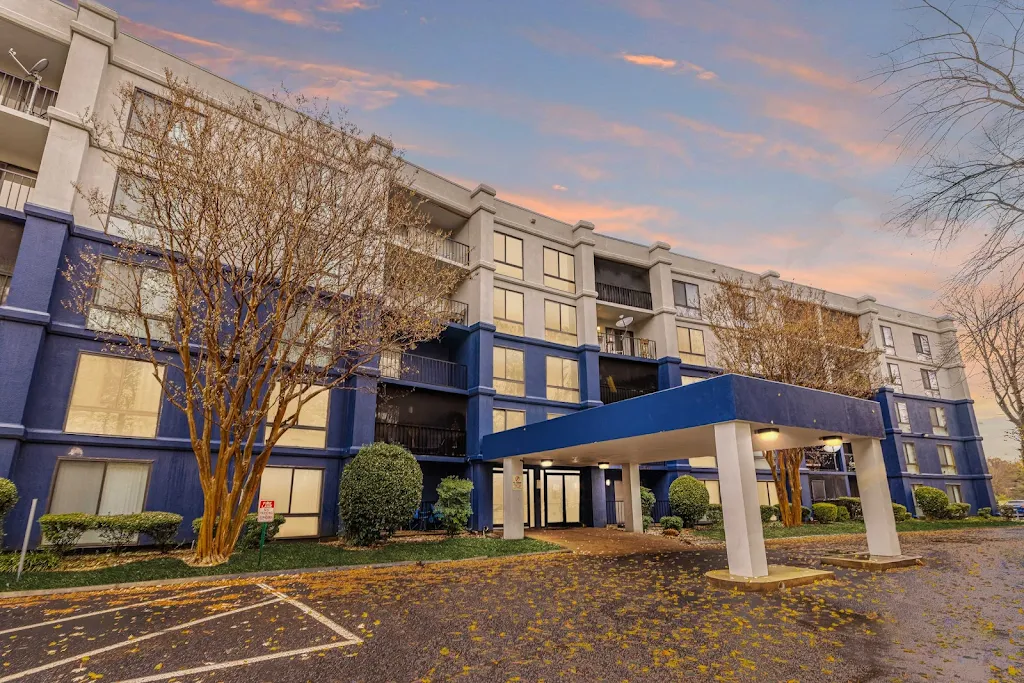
(215, 0, 372, 29)
(724, 47, 865, 93)
(621, 52, 718, 80)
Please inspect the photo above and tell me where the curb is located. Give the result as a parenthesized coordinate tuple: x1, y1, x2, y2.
(0, 548, 571, 600)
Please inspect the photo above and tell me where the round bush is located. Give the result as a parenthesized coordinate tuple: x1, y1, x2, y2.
(829, 497, 862, 520)
(642, 514, 653, 532)
(913, 486, 950, 519)
(0, 478, 17, 549)
(759, 505, 775, 524)
(668, 476, 710, 528)
(659, 515, 684, 531)
(706, 504, 723, 525)
(811, 502, 838, 524)
(835, 505, 851, 522)
(892, 503, 910, 522)
(640, 487, 656, 518)
(339, 442, 423, 545)
(978, 507, 992, 519)
(946, 502, 970, 520)
(38, 513, 97, 556)
(801, 506, 812, 523)
(435, 476, 474, 536)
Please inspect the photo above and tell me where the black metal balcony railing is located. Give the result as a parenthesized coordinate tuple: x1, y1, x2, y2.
(380, 350, 468, 389)
(0, 167, 35, 211)
(441, 299, 469, 326)
(598, 332, 656, 359)
(375, 421, 466, 457)
(600, 384, 653, 405)
(0, 70, 58, 119)
(805, 449, 842, 472)
(596, 282, 653, 310)
(437, 236, 470, 266)
(0, 271, 10, 305)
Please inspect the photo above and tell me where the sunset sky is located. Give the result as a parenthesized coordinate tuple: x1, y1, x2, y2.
(74, 0, 1016, 460)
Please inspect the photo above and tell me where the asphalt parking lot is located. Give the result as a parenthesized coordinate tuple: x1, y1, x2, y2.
(1, 527, 1022, 682)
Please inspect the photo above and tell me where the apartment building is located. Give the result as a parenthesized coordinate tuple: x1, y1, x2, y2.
(0, 0, 995, 546)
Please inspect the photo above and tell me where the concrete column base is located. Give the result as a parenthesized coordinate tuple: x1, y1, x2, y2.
(820, 553, 923, 571)
(705, 565, 834, 592)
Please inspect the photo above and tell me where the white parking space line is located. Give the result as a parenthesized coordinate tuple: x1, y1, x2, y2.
(112, 642, 358, 683)
(0, 585, 236, 636)
(256, 583, 362, 643)
(0, 597, 285, 683)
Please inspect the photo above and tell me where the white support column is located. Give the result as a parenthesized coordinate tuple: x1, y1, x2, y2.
(502, 458, 524, 540)
(852, 438, 902, 557)
(621, 462, 644, 533)
(715, 422, 769, 578)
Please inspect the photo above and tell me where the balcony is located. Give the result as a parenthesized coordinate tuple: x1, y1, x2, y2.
(0, 70, 58, 120)
(0, 167, 34, 211)
(805, 449, 843, 472)
(596, 282, 652, 310)
(440, 298, 469, 326)
(0, 271, 10, 305)
(598, 332, 656, 359)
(396, 227, 470, 267)
(380, 350, 468, 389)
(375, 421, 466, 457)
(600, 383, 654, 404)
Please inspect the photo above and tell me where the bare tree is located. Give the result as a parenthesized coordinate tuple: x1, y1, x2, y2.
(64, 75, 464, 564)
(882, 0, 1024, 283)
(942, 276, 1024, 464)
(704, 276, 881, 526)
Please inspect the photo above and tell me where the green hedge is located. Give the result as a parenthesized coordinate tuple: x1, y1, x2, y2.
(668, 476, 710, 528)
(811, 502, 838, 524)
(892, 503, 910, 522)
(999, 503, 1018, 518)
(0, 478, 17, 549)
(640, 487, 656, 518)
(192, 513, 286, 550)
(38, 512, 183, 556)
(801, 506, 812, 523)
(759, 505, 775, 524)
(38, 513, 97, 556)
(978, 507, 992, 519)
(642, 514, 653, 532)
(706, 504, 723, 525)
(659, 515, 684, 531)
(435, 477, 473, 536)
(0, 551, 60, 573)
(835, 505, 851, 522)
(946, 502, 971, 520)
(913, 486, 950, 519)
(828, 497, 862, 520)
(339, 442, 422, 546)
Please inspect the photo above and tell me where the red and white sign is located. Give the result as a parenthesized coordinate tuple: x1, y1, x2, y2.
(511, 474, 524, 491)
(257, 500, 275, 523)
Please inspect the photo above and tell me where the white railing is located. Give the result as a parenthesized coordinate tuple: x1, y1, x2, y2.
(0, 69, 58, 119)
(0, 168, 35, 211)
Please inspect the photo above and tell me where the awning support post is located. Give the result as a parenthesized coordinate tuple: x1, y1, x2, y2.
(851, 438, 902, 557)
(715, 421, 769, 578)
(502, 457, 524, 540)
(621, 462, 643, 533)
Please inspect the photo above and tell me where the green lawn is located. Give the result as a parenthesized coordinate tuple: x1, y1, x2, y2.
(693, 517, 1020, 541)
(1, 537, 560, 593)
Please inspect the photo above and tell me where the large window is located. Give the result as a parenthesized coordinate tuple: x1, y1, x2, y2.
(87, 258, 174, 342)
(282, 305, 337, 368)
(493, 408, 526, 432)
(903, 442, 920, 474)
(921, 369, 940, 398)
(65, 354, 164, 438)
(543, 247, 575, 293)
(546, 356, 580, 403)
(107, 172, 165, 241)
(938, 444, 958, 474)
(757, 481, 780, 507)
(896, 401, 911, 432)
(881, 326, 896, 354)
(494, 347, 525, 396)
(47, 458, 151, 546)
(673, 281, 701, 319)
(258, 466, 324, 538)
(928, 406, 948, 436)
(887, 363, 903, 392)
(946, 483, 963, 504)
(677, 327, 706, 366)
(127, 90, 196, 146)
(265, 383, 330, 449)
(494, 232, 523, 280)
(493, 287, 525, 336)
(544, 300, 577, 346)
(913, 333, 932, 359)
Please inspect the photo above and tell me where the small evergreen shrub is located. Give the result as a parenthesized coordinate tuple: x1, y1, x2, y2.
(38, 513, 96, 556)
(139, 512, 183, 552)
(811, 502, 838, 524)
(96, 514, 143, 554)
(706, 504, 723, 525)
(640, 487, 656, 518)
(0, 478, 17, 549)
(668, 476, 710, 528)
(802, 506, 812, 523)
(770, 504, 781, 521)
(998, 503, 1018, 519)
(977, 507, 992, 519)
(659, 515, 684, 531)
(642, 515, 653, 532)
(759, 505, 775, 524)
(946, 502, 971, 520)
(339, 442, 423, 545)
(835, 505, 851, 523)
(192, 513, 286, 550)
(913, 486, 950, 519)
(829, 497, 862, 520)
(0, 551, 60, 573)
(435, 476, 473, 536)
(892, 503, 910, 522)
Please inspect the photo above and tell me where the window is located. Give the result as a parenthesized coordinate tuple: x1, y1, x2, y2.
(896, 402, 911, 432)
(913, 333, 932, 359)
(494, 232, 523, 279)
(677, 327, 706, 366)
(544, 300, 577, 346)
(547, 412, 564, 420)
(702, 479, 721, 505)
(65, 354, 164, 438)
(494, 347, 525, 396)
(47, 458, 151, 546)
(87, 259, 174, 342)
(921, 369, 940, 398)
(903, 442, 920, 474)
(282, 305, 338, 368)
(928, 406, 948, 436)
(127, 90, 201, 148)
(946, 484, 963, 504)
(265, 383, 330, 449)
(679, 375, 704, 386)
(543, 247, 575, 293)
(107, 172, 165, 242)
(493, 408, 526, 432)
(881, 326, 896, 354)
(887, 363, 903, 391)
(688, 455, 717, 468)
(258, 466, 324, 538)
(493, 287, 524, 335)
(938, 444, 958, 474)
(911, 484, 925, 517)
(673, 281, 701, 319)
(757, 481, 780, 507)
(546, 356, 580, 403)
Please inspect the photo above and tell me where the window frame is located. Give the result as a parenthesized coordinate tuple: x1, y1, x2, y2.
(937, 444, 958, 474)
(264, 382, 331, 449)
(493, 286, 525, 336)
(493, 346, 525, 397)
(493, 408, 526, 433)
(921, 369, 940, 397)
(45, 457, 154, 516)
(881, 325, 896, 354)
(887, 362, 903, 391)
(494, 232, 524, 280)
(125, 88, 202, 149)
(543, 299, 578, 346)
(928, 406, 948, 436)
(87, 257, 176, 342)
(913, 332, 932, 359)
(896, 401, 911, 432)
(673, 281, 701, 319)
(945, 483, 963, 504)
(902, 442, 920, 474)
(677, 326, 706, 366)
(259, 465, 325, 539)
(63, 352, 166, 439)
(542, 247, 576, 293)
(545, 355, 580, 403)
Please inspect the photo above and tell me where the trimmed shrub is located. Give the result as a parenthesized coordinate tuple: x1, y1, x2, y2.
(829, 497, 862, 520)
(802, 506, 812, 523)
(759, 505, 775, 524)
(38, 513, 96, 556)
(668, 476, 709, 528)
(811, 502, 838, 524)
(0, 478, 17, 549)
(435, 477, 474, 536)
(640, 487, 656, 518)
(339, 442, 423, 545)
(659, 515, 684, 531)
(913, 486, 950, 519)
(998, 503, 1018, 519)
(96, 515, 142, 554)
(946, 502, 971, 520)
(706, 504, 723, 525)
(835, 505, 851, 523)
(642, 515, 653, 532)
(139, 512, 183, 552)
(770, 504, 781, 521)
(0, 551, 60, 573)
(192, 513, 286, 550)
(663, 527, 680, 537)
(892, 503, 910, 522)
(978, 507, 992, 519)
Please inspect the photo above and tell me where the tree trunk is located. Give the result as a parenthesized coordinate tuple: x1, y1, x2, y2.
(766, 448, 804, 527)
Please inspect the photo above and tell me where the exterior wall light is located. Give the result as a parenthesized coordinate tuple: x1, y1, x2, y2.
(820, 435, 843, 447)
(598, 462, 610, 469)
(755, 427, 780, 441)
(540, 459, 554, 468)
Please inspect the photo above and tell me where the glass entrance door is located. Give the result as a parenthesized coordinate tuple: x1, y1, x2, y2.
(492, 468, 535, 528)
(543, 470, 581, 526)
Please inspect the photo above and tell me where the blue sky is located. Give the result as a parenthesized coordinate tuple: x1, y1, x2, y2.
(76, 0, 1015, 460)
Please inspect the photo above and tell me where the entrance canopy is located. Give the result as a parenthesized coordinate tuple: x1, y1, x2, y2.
(481, 374, 885, 467)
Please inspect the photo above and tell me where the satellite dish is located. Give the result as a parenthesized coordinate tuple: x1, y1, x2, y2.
(30, 58, 49, 74)
(615, 316, 634, 328)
